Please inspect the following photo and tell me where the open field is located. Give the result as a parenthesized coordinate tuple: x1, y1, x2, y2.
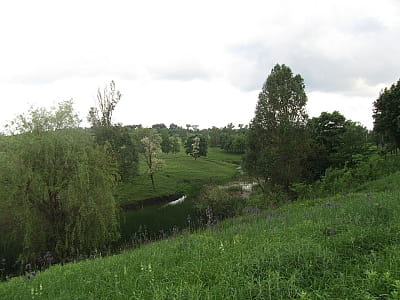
(2, 172, 400, 299)
(116, 148, 241, 205)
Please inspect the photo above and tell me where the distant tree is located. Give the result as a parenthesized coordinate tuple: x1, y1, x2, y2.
(169, 135, 182, 154)
(5, 100, 81, 134)
(307, 111, 368, 179)
(373, 79, 400, 150)
(208, 126, 221, 147)
(243, 64, 309, 194)
(169, 123, 179, 130)
(185, 135, 208, 159)
(151, 123, 167, 130)
(92, 126, 139, 181)
(140, 130, 165, 190)
(0, 103, 119, 264)
(87, 82, 138, 181)
(159, 128, 172, 154)
(192, 136, 201, 159)
(87, 80, 121, 127)
(335, 121, 369, 166)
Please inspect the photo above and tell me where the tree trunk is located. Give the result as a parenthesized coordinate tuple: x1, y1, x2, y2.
(150, 174, 155, 191)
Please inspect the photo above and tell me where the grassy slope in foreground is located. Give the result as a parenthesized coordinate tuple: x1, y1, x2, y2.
(1, 173, 400, 299)
(116, 148, 241, 205)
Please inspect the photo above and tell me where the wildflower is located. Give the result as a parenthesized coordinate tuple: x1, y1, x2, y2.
(219, 241, 225, 252)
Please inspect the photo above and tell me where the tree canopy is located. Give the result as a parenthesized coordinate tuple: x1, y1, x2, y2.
(0, 103, 119, 265)
(243, 64, 309, 194)
(373, 79, 400, 149)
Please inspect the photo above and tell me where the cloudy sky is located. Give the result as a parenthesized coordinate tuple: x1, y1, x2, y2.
(1, 0, 399, 130)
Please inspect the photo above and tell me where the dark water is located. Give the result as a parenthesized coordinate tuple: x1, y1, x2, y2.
(0, 196, 199, 280)
(119, 196, 200, 246)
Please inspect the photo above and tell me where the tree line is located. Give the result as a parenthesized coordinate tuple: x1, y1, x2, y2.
(1, 66, 399, 275)
(244, 63, 398, 202)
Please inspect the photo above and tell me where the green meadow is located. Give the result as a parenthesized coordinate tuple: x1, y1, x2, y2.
(116, 147, 241, 205)
(2, 171, 400, 299)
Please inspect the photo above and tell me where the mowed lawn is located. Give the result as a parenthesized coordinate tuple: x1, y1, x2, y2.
(116, 148, 241, 205)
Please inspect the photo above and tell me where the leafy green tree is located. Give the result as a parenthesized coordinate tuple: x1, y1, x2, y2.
(208, 126, 222, 147)
(92, 126, 139, 181)
(5, 100, 80, 134)
(307, 111, 346, 178)
(307, 111, 369, 180)
(88, 82, 139, 181)
(140, 130, 165, 190)
(151, 123, 167, 130)
(243, 64, 309, 194)
(159, 128, 172, 154)
(185, 135, 208, 159)
(373, 79, 400, 150)
(169, 135, 182, 154)
(0, 103, 119, 265)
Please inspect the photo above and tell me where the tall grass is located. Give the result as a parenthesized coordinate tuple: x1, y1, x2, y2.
(1, 172, 400, 299)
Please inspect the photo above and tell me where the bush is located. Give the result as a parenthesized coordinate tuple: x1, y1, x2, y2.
(291, 153, 400, 199)
(196, 185, 246, 219)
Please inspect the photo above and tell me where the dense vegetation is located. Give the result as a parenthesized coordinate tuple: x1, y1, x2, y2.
(1, 170, 400, 299)
(1, 65, 400, 298)
(0, 102, 120, 275)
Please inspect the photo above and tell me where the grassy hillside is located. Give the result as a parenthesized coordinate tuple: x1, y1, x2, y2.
(1, 173, 400, 299)
(116, 148, 241, 205)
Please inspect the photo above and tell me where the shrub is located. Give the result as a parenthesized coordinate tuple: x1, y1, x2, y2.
(196, 185, 246, 219)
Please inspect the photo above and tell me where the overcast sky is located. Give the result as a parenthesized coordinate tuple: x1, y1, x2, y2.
(1, 0, 399, 130)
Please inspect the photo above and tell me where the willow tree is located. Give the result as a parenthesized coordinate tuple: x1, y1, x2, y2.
(243, 64, 309, 195)
(0, 101, 119, 265)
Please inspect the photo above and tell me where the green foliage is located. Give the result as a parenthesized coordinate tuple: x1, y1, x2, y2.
(243, 64, 309, 195)
(169, 135, 181, 154)
(307, 111, 370, 180)
(115, 148, 240, 205)
(2, 172, 400, 298)
(185, 135, 208, 159)
(0, 129, 119, 265)
(159, 128, 172, 154)
(373, 79, 400, 148)
(0, 102, 119, 268)
(4, 100, 80, 134)
(91, 125, 139, 182)
(292, 153, 400, 199)
(208, 123, 248, 154)
(196, 184, 246, 219)
(140, 130, 165, 190)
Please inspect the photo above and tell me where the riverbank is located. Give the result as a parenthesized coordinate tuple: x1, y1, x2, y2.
(3, 172, 400, 298)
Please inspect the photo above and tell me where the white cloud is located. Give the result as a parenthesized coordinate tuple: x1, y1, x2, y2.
(0, 0, 399, 130)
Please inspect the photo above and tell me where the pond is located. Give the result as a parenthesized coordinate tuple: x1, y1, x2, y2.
(119, 195, 200, 246)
